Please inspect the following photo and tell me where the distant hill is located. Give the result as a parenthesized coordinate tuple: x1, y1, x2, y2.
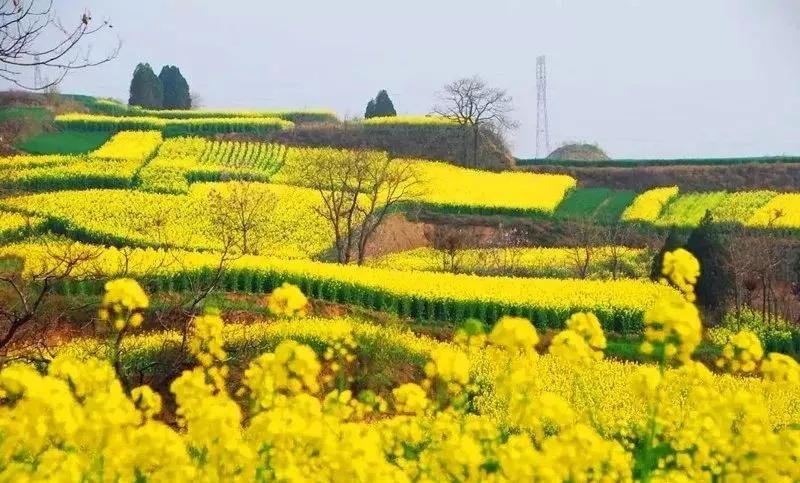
(547, 143, 609, 161)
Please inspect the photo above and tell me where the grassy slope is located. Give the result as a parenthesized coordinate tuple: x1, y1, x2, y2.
(17, 131, 112, 155)
(554, 188, 637, 222)
(0, 107, 51, 122)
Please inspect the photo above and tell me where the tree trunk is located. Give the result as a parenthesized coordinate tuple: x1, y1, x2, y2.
(472, 125, 480, 168)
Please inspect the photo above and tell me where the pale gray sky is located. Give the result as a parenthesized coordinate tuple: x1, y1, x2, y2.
(8, 0, 800, 158)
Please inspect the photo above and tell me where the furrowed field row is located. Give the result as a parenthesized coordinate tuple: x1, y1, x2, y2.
(366, 246, 651, 279)
(138, 138, 287, 193)
(54, 113, 294, 136)
(273, 148, 578, 215)
(0, 131, 163, 191)
(621, 187, 793, 229)
(4, 241, 678, 333)
(0, 184, 333, 259)
(0, 211, 45, 242)
(84, 99, 338, 123)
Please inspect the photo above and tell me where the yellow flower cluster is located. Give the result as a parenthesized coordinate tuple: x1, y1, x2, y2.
(549, 312, 607, 364)
(97, 278, 149, 331)
(640, 291, 703, 364)
(760, 353, 800, 383)
(747, 193, 800, 229)
(392, 383, 430, 415)
(621, 186, 680, 222)
(565, 312, 607, 350)
(189, 311, 227, 368)
(717, 329, 764, 373)
(488, 315, 540, 353)
(88, 131, 163, 162)
(244, 339, 321, 411)
(661, 248, 700, 299)
(453, 318, 488, 350)
(639, 249, 704, 364)
(130, 385, 162, 420)
(424, 346, 470, 386)
(267, 282, 309, 317)
(549, 329, 601, 364)
(321, 333, 357, 388)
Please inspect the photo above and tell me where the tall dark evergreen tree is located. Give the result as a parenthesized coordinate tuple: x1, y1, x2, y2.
(159, 65, 192, 110)
(128, 63, 163, 109)
(364, 90, 396, 119)
(364, 99, 376, 119)
(651, 226, 686, 281)
(372, 90, 396, 117)
(685, 211, 734, 318)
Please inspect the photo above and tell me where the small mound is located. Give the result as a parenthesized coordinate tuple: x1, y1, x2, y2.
(547, 143, 609, 161)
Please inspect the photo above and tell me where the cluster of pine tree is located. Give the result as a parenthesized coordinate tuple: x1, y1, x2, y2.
(364, 90, 396, 119)
(129, 63, 191, 109)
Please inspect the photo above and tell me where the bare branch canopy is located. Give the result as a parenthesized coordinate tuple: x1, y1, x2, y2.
(0, 0, 120, 90)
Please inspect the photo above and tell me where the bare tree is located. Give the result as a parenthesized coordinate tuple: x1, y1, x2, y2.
(424, 224, 482, 273)
(0, 1, 120, 90)
(433, 76, 516, 167)
(189, 91, 202, 109)
(566, 221, 603, 279)
(207, 181, 278, 256)
(603, 222, 639, 280)
(293, 148, 422, 264)
(0, 238, 102, 357)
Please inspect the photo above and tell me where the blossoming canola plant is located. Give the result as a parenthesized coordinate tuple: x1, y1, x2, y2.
(0, 154, 79, 171)
(1, 250, 799, 481)
(54, 315, 800, 432)
(138, 137, 287, 193)
(88, 130, 163, 162)
(367, 246, 650, 278)
(273, 147, 577, 214)
(0, 211, 44, 241)
(0, 159, 143, 191)
(407, 160, 577, 215)
(0, 182, 333, 258)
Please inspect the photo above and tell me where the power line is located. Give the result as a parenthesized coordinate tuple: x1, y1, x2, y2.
(535, 55, 550, 158)
(33, 55, 43, 90)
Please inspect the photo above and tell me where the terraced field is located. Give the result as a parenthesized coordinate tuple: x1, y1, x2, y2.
(0, 104, 798, 481)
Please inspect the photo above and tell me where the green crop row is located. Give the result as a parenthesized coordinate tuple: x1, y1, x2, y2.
(53, 113, 294, 136)
(21, 241, 673, 334)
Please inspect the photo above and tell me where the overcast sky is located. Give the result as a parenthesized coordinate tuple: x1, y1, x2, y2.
(7, 0, 800, 158)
